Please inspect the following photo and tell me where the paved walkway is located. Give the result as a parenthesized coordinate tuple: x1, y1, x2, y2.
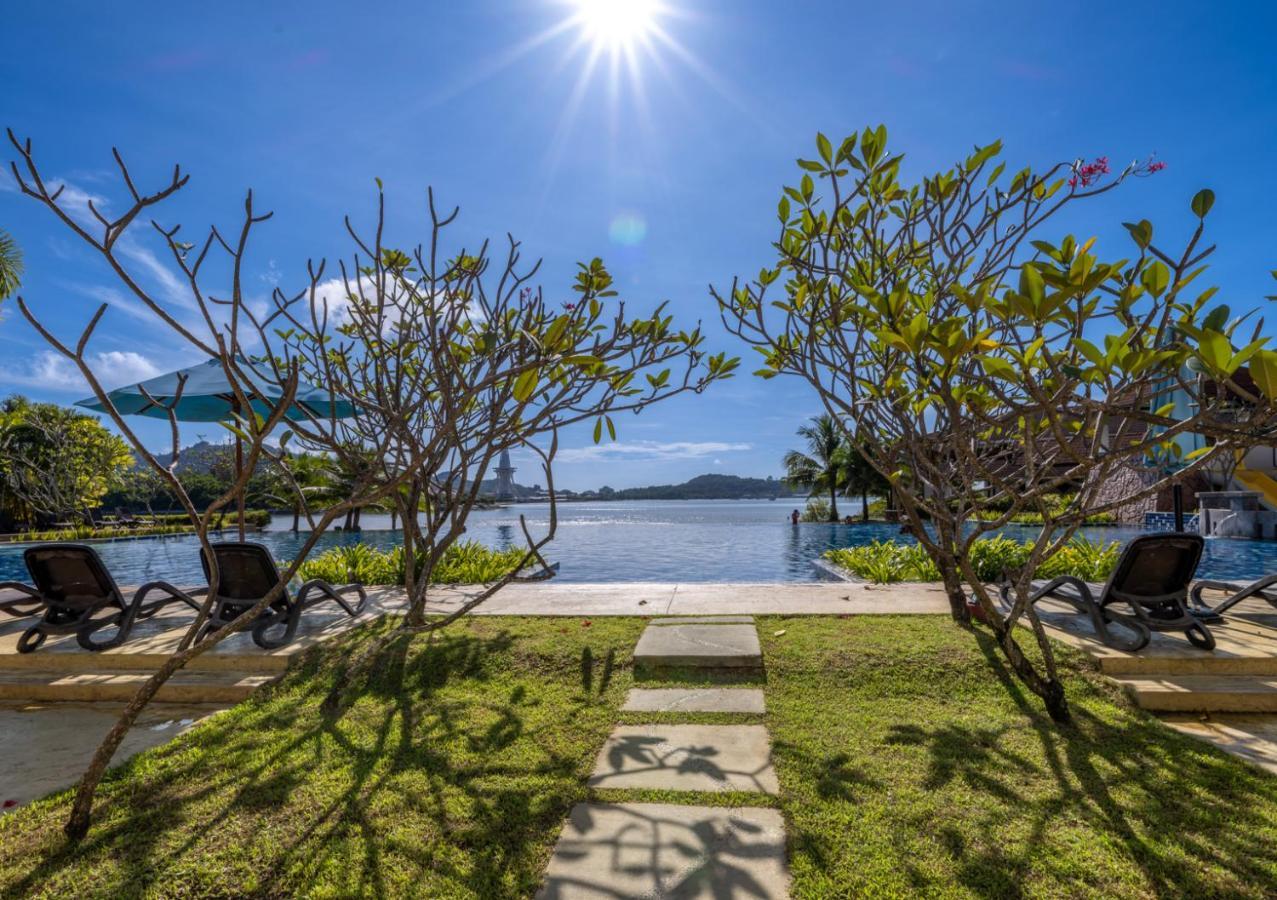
(539, 616, 790, 899)
(406, 580, 954, 617)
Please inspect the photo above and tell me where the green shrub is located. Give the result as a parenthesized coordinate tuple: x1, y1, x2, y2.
(3, 509, 274, 543)
(800, 498, 832, 522)
(292, 541, 528, 585)
(824, 535, 1120, 584)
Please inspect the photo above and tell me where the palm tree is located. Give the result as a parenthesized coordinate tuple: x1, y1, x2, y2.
(0, 229, 22, 301)
(783, 414, 845, 522)
(835, 441, 889, 522)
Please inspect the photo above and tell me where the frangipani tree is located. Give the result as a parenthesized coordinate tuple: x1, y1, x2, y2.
(718, 126, 1277, 721)
(252, 187, 737, 701)
(6, 132, 456, 838)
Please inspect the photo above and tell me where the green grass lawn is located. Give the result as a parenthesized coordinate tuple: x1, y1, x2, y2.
(1, 615, 1275, 898)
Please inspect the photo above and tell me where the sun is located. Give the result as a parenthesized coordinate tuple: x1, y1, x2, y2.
(573, 0, 661, 50)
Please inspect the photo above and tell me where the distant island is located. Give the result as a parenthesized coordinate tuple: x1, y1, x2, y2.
(140, 444, 796, 503)
(490, 473, 799, 502)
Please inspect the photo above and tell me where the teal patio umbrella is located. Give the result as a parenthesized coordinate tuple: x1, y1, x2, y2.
(76, 357, 355, 538)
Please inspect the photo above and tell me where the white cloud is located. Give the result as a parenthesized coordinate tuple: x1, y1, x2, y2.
(58, 280, 155, 324)
(556, 440, 752, 464)
(0, 351, 161, 393)
(39, 178, 200, 311)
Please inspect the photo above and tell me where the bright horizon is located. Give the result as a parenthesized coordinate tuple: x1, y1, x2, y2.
(3, 1, 1276, 490)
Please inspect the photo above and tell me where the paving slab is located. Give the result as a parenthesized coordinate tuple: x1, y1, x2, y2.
(1162, 713, 1277, 775)
(588, 724, 778, 794)
(648, 616, 755, 626)
(390, 581, 951, 617)
(0, 702, 224, 812)
(537, 802, 789, 899)
(634, 622, 762, 671)
(623, 687, 766, 714)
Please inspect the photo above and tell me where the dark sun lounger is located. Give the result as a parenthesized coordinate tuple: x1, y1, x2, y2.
(0, 543, 201, 653)
(1189, 573, 1277, 621)
(1000, 532, 1214, 652)
(197, 542, 367, 650)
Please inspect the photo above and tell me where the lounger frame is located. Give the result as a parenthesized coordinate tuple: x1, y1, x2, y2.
(1000, 533, 1215, 652)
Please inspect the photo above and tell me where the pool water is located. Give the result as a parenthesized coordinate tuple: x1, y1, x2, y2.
(0, 500, 1273, 586)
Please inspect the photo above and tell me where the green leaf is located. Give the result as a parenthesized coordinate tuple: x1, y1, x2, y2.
(512, 369, 538, 403)
(1191, 188, 1215, 218)
(1020, 265, 1045, 306)
(980, 356, 1017, 380)
(1141, 261, 1170, 298)
(1251, 349, 1277, 399)
(1198, 331, 1233, 374)
(816, 132, 832, 165)
(1122, 219, 1153, 250)
(1202, 305, 1231, 332)
(592, 417, 604, 444)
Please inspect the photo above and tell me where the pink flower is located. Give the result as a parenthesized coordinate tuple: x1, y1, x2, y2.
(1148, 161, 1166, 173)
(1071, 156, 1112, 188)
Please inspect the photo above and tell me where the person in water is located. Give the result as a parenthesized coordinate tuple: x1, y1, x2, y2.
(790, 509, 801, 525)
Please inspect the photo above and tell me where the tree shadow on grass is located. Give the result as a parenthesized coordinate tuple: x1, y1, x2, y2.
(881, 629, 1277, 897)
(0, 624, 623, 899)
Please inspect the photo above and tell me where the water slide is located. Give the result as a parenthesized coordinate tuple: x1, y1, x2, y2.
(1234, 464, 1277, 511)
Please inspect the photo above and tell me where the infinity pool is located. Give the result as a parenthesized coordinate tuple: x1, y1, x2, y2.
(0, 500, 1273, 585)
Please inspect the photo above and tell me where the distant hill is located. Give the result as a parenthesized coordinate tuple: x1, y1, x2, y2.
(600, 473, 797, 501)
(148, 441, 235, 474)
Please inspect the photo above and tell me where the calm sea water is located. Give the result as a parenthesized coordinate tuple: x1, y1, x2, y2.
(0, 499, 1273, 585)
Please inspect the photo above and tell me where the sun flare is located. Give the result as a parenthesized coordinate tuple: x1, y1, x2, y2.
(573, 0, 661, 50)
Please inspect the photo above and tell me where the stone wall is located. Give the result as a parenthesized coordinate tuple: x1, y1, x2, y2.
(1086, 464, 1159, 524)
(1085, 465, 1215, 524)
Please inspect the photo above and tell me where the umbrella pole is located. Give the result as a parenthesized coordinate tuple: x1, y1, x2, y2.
(236, 432, 246, 541)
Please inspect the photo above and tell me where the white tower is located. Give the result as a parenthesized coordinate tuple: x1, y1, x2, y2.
(495, 449, 516, 501)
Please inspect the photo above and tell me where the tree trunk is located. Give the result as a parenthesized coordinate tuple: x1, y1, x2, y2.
(291, 503, 300, 533)
(939, 564, 972, 625)
(990, 617, 1070, 723)
(861, 488, 869, 522)
(828, 483, 839, 522)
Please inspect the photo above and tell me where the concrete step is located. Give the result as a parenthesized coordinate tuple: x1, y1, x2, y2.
(588, 723, 779, 795)
(1094, 653, 1277, 678)
(538, 803, 789, 899)
(622, 687, 766, 713)
(0, 669, 278, 703)
(1115, 675, 1277, 713)
(633, 619, 762, 672)
(0, 646, 290, 675)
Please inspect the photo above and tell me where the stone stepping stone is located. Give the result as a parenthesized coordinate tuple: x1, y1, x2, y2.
(537, 802, 789, 899)
(588, 723, 779, 794)
(623, 687, 766, 714)
(648, 616, 755, 626)
(634, 618, 762, 671)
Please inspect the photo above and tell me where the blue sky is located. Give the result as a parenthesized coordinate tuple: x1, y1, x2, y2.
(2, 0, 1276, 490)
